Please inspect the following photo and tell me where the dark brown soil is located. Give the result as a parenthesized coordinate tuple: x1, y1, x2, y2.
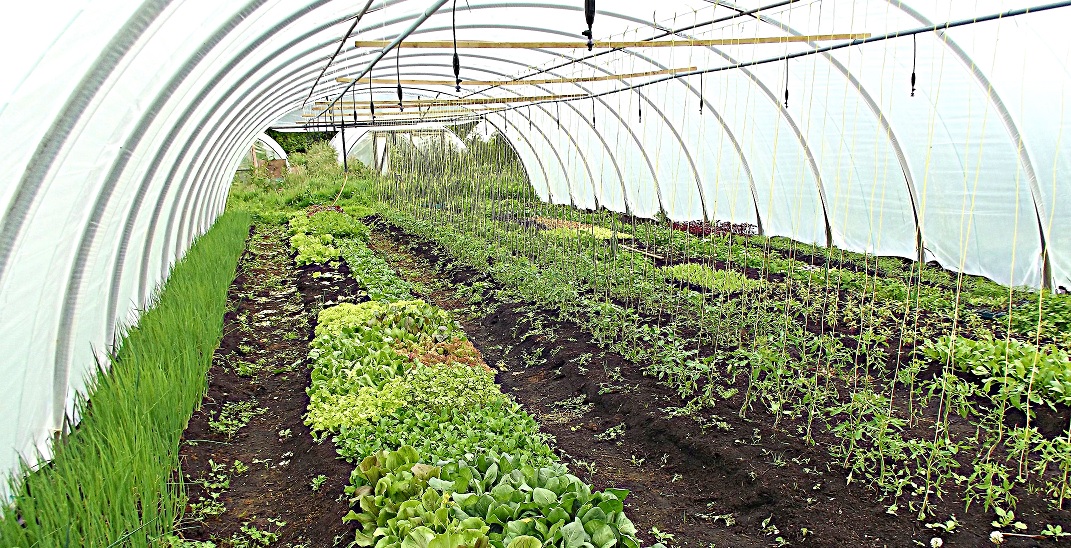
(168, 217, 1068, 548)
(363, 218, 1070, 548)
(175, 224, 363, 547)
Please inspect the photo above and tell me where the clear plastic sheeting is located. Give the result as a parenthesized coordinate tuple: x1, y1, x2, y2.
(1, 0, 1070, 497)
(333, 125, 468, 172)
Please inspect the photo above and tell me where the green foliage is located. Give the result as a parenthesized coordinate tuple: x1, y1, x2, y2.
(306, 300, 468, 437)
(288, 210, 370, 266)
(314, 300, 459, 340)
(1011, 293, 1071, 343)
(265, 129, 335, 155)
(542, 226, 632, 241)
(663, 263, 762, 292)
(289, 141, 343, 178)
(301, 294, 634, 548)
(0, 213, 250, 546)
(334, 400, 555, 465)
(302, 210, 371, 240)
(290, 232, 340, 265)
(922, 335, 1071, 409)
(306, 379, 409, 435)
(338, 238, 416, 301)
(209, 399, 267, 439)
(344, 446, 640, 548)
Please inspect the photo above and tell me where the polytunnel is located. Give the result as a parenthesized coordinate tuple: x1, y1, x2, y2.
(2, 0, 1071, 545)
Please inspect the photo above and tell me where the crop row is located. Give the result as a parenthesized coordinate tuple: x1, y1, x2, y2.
(370, 186, 1071, 522)
(292, 216, 645, 548)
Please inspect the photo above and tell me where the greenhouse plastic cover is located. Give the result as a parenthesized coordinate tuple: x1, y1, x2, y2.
(1, 0, 1070, 494)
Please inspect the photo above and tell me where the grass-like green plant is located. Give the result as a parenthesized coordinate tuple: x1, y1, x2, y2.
(0, 212, 250, 546)
(662, 263, 762, 292)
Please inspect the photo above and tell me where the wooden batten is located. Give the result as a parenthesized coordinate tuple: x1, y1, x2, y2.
(333, 66, 698, 86)
(353, 34, 871, 49)
(311, 93, 587, 111)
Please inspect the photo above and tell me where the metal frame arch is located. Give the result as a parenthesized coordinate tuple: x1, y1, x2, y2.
(171, 53, 593, 248)
(886, 0, 1053, 287)
(351, 15, 711, 218)
(177, 72, 569, 239)
(168, 65, 573, 259)
(51, 0, 279, 418)
(358, 61, 618, 209)
(0, 0, 174, 288)
(424, 4, 823, 228)
(371, 15, 768, 228)
(112, 0, 342, 304)
(352, 66, 593, 206)
(357, 53, 633, 212)
(257, 131, 290, 164)
(684, 45, 833, 246)
(706, 0, 926, 263)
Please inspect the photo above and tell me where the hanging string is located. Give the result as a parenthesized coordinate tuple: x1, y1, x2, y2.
(583, 0, 596, 51)
(783, 58, 789, 108)
(637, 88, 642, 122)
(452, 0, 461, 92)
(591, 96, 596, 127)
(396, 48, 404, 111)
(911, 34, 918, 97)
(557, 101, 561, 130)
(528, 105, 533, 131)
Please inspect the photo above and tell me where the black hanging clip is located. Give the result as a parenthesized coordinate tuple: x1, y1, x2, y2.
(582, 0, 595, 51)
(699, 74, 704, 114)
(783, 59, 789, 108)
(396, 49, 404, 111)
(452, 0, 462, 92)
(368, 79, 376, 122)
(910, 34, 917, 97)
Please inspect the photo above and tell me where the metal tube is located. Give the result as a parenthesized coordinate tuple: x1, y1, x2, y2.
(311, 0, 451, 123)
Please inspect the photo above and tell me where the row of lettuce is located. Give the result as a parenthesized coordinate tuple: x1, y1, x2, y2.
(288, 208, 644, 548)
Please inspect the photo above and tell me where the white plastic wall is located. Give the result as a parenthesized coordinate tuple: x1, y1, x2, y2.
(1, 0, 1069, 497)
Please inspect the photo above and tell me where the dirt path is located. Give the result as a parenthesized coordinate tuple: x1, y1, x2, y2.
(176, 224, 361, 547)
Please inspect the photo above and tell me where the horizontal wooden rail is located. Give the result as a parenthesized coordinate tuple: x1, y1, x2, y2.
(334, 66, 698, 86)
(301, 107, 505, 118)
(354, 34, 871, 49)
(312, 93, 586, 110)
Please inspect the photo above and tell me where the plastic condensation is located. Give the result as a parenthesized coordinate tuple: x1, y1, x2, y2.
(0, 0, 1069, 497)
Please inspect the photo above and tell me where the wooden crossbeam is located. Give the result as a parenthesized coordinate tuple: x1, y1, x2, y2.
(312, 93, 586, 110)
(354, 34, 871, 49)
(333, 66, 698, 86)
(302, 107, 504, 118)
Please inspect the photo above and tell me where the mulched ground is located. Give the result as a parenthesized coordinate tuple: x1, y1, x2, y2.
(175, 224, 362, 547)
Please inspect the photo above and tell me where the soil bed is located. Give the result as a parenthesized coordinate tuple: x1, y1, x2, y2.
(365, 217, 1066, 548)
(175, 224, 362, 547)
